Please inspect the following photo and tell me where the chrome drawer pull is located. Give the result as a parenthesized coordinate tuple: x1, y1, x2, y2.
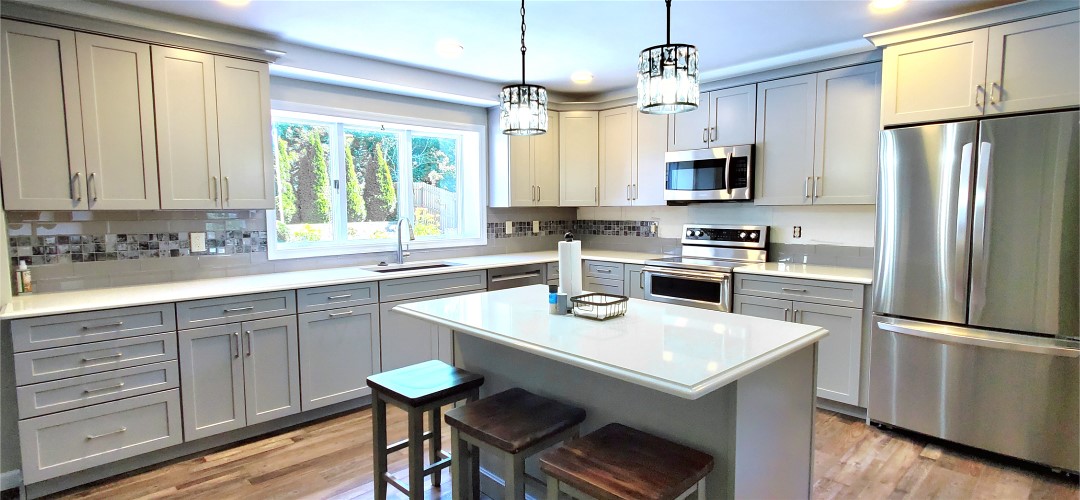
(327, 294, 353, 300)
(224, 306, 255, 313)
(329, 311, 354, 318)
(81, 353, 123, 362)
(84, 382, 125, 394)
(596, 268, 612, 274)
(781, 288, 807, 293)
(82, 321, 124, 330)
(86, 427, 127, 440)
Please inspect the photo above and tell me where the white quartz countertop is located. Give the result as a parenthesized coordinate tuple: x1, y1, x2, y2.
(734, 263, 873, 285)
(393, 284, 827, 400)
(0, 250, 660, 320)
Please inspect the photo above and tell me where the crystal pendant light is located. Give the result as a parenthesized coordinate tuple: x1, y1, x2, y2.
(637, 0, 699, 114)
(500, 0, 548, 135)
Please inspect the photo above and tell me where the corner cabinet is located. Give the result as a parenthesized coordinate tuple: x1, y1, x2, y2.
(881, 10, 1078, 126)
(559, 111, 600, 206)
(155, 47, 273, 209)
(488, 108, 560, 207)
(598, 106, 667, 207)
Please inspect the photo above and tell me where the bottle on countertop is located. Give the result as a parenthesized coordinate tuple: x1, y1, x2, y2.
(15, 260, 32, 295)
(549, 284, 559, 314)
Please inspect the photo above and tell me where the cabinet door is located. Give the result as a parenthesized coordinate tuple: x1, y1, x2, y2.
(755, 74, 817, 206)
(216, 57, 274, 209)
(559, 111, 599, 206)
(881, 30, 989, 126)
(0, 21, 87, 210)
(794, 301, 863, 406)
(534, 111, 561, 206)
(709, 85, 757, 146)
(624, 265, 646, 300)
(241, 316, 300, 425)
(599, 107, 635, 207)
(75, 34, 159, 210)
(813, 63, 881, 205)
(667, 99, 710, 151)
(634, 111, 668, 206)
(379, 299, 445, 372)
(508, 135, 535, 206)
(732, 294, 791, 322)
(298, 305, 379, 411)
(178, 324, 245, 441)
(986, 11, 1079, 115)
(153, 46, 221, 209)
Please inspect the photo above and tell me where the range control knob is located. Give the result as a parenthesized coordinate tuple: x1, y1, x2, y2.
(739, 232, 747, 239)
(750, 232, 758, 239)
(695, 230, 705, 237)
(686, 229, 694, 237)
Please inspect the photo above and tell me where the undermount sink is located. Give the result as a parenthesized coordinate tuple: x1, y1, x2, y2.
(361, 261, 463, 273)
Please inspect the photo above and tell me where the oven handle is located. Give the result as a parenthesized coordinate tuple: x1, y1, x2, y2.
(642, 267, 730, 283)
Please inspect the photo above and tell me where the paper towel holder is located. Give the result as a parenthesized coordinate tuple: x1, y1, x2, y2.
(564, 231, 574, 242)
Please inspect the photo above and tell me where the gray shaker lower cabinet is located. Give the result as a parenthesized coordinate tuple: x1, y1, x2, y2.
(624, 264, 645, 299)
(178, 316, 301, 440)
(793, 301, 862, 406)
(733, 294, 791, 322)
(297, 305, 379, 411)
(379, 294, 464, 372)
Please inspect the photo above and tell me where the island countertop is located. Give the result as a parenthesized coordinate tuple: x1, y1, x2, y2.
(392, 284, 827, 400)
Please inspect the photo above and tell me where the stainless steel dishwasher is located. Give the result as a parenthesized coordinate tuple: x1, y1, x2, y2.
(487, 263, 546, 290)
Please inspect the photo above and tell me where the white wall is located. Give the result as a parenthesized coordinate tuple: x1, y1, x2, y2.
(578, 204, 876, 247)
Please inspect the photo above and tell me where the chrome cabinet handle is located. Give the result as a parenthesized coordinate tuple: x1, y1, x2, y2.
(537, 185, 541, 202)
(233, 331, 240, 358)
(224, 306, 254, 313)
(84, 382, 124, 395)
(72, 172, 82, 201)
(989, 82, 999, 105)
(639, 271, 644, 289)
(626, 184, 631, 201)
(86, 427, 127, 440)
(224, 176, 231, 203)
(781, 287, 807, 293)
(82, 321, 124, 330)
(711, 127, 717, 142)
(88, 173, 98, 201)
(81, 352, 122, 363)
(793, 310, 800, 322)
(804, 177, 812, 198)
(211, 176, 219, 202)
(245, 330, 253, 356)
(327, 294, 353, 300)
(329, 310, 355, 318)
(814, 176, 821, 198)
(632, 184, 638, 200)
(784, 308, 790, 321)
(702, 127, 709, 143)
(975, 84, 984, 108)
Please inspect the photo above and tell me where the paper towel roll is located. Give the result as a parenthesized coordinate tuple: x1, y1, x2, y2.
(558, 240, 583, 297)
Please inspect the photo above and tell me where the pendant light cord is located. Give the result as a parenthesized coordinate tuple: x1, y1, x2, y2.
(666, 0, 672, 45)
(520, 0, 527, 85)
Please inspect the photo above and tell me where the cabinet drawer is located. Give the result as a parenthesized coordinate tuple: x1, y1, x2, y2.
(11, 304, 176, 353)
(19, 389, 182, 484)
(17, 361, 178, 419)
(176, 291, 295, 329)
(733, 274, 864, 308)
(583, 276, 624, 296)
(584, 260, 624, 278)
(297, 282, 378, 313)
(379, 270, 487, 302)
(14, 333, 178, 386)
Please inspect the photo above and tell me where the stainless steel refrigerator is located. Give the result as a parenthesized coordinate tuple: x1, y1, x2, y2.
(870, 110, 1079, 472)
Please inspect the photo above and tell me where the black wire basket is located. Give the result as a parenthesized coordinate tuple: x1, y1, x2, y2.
(570, 293, 629, 320)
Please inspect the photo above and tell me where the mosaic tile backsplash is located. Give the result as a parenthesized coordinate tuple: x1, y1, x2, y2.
(484, 220, 660, 239)
(8, 231, 268, 267)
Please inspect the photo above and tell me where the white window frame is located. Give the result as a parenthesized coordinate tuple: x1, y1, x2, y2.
(267, 101, 487, 261)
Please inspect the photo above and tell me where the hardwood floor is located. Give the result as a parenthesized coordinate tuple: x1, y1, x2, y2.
(43, 407, 1078, 499)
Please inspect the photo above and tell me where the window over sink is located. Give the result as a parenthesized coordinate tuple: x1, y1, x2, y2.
(267, 107, 485, 260)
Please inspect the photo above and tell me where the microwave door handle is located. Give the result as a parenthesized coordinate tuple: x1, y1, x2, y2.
(724, 151, 733, 195)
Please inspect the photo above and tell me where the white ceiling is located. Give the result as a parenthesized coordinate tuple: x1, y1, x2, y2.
(106, 0, 1018, 95)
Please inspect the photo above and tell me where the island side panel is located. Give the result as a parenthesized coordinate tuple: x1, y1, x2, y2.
(453, 333, 740, 500)
(734, 344, 817, 499)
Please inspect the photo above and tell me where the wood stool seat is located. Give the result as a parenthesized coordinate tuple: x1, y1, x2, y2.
(539, 423, 714, 500)
(444, 388, 586, 499)
(366, 360, 485, 500)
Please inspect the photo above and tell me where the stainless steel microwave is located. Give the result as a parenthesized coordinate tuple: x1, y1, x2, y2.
(664, 145, 753, 202)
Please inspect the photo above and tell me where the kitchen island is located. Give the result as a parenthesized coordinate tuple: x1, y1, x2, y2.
(393, 285, 827, 499)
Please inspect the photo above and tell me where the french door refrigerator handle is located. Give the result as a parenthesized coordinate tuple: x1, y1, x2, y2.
(970, 141, 993, 319)
(955, 142, 975, 297)
(877, 319, 1078, 358)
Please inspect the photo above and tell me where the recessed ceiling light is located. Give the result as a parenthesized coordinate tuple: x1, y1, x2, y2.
(869, 0, 906, 13)
(570, 71, 594, 84)
(218, 0, 251, 6)
(435, 39, 464, 59)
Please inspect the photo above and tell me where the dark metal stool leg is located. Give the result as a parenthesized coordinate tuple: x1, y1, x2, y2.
(408, 407, 425, 500)
(372, 392, 388, 500)
(430, 406, 443, 487)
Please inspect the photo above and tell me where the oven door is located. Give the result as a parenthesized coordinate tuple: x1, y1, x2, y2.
(664, 145, 753, 202)
(642, 267, 732, 311)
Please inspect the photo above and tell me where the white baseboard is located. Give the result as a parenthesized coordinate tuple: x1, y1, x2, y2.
(1, 469, 23, 490)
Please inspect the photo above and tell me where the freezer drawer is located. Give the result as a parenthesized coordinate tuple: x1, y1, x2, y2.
(869, 316, 1079, 472)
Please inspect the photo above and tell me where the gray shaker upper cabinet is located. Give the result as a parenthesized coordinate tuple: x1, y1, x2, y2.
(812, 63, 882, 205)
(985, 11, 1079, 115)
(754, 74, 818, 206)
(0, 21, 87, 210)
(668, 84, 756, 152)
(215, 57, 274, 209)
(75, 33, 160, 210)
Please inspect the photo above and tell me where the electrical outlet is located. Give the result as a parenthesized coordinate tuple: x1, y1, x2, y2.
(505, 221, 513, 234)
(532, 220, 540, 234)
(793, 226, 802, 239)
(191, 232, 207, 252)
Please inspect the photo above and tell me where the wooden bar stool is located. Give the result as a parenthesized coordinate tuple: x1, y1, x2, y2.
(540, 423, 714, 500)
(366, 360, 485, 500)
(444, 388, 587, 500)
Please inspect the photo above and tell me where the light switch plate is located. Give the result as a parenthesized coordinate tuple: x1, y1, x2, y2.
(505, 221, 513, 234)
(532, 220, 539, 233)
(191, 232, 207, 252)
